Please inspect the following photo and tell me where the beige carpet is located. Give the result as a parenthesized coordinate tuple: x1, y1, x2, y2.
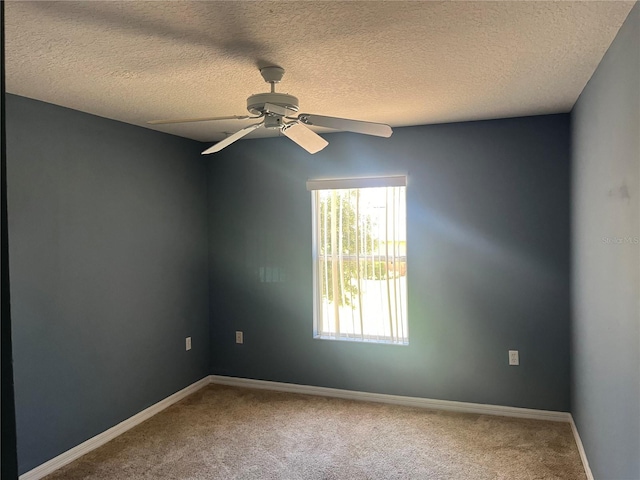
(45, 384, 586, 479)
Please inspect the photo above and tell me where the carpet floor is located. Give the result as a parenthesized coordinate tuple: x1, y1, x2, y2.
(45, 384, 586, 480)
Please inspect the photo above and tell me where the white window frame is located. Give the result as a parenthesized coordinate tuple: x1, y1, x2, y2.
(308, 175, 408, 345)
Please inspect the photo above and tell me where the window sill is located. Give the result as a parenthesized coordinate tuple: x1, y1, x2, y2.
(313, 334, 408, 346)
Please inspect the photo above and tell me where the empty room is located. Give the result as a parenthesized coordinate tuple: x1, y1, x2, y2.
(1, 1, 638, 479)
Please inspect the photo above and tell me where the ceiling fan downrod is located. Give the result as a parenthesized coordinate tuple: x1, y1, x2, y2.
(260, 66, 285, 93)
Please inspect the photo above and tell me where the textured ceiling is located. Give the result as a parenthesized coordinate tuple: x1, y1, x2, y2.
(5, 1, 636, 143)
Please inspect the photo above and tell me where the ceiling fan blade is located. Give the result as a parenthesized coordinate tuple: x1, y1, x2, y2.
(202, 122, 264, 155)
(298, 114, 393, 138)
(282, 122, 329, 154)
(148, 115, 257, 125)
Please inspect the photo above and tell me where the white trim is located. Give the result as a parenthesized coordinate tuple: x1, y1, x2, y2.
(570, 415, 595, 480)
(19, 377, 210, 480)
(20, 375, 589, 480)
(208, 375, 571, 423)
(306, 175, 407, 191)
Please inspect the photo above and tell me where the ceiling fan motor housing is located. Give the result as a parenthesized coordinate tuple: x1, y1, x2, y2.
(247, 93, 299, 116)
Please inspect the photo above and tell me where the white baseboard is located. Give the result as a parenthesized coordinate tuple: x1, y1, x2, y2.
(208, 375, 571, 423)
(20, 374, 586, 480)
(209, 376, 596, 478)
(19, 377, 210, 480)
(570, 415, 595, 480)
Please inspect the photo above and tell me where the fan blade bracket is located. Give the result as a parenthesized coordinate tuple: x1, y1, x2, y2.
(298, 113, 393, 138)
(263, 103, 297, 117)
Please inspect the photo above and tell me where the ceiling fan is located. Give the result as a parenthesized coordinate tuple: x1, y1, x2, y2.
(148, 66, 393, 155)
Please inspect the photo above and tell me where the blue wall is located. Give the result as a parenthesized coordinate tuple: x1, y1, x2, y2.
(1, 7, 21, 475)
(208, 114, 572, 412)
(571, 4, 640, 479)
(6, 5, 639, 471)
(6, 95, 210, 474)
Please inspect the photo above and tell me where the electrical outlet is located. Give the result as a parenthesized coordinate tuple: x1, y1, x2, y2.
(235, 331, 243, 344)
(185, 337, 191, 351)
(509, 350, 519, 366)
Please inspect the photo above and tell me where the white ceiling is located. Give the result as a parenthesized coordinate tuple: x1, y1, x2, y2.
(5, 1, 636, 143)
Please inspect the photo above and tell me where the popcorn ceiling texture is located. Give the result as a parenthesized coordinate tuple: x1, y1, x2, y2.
(4, 1, 635, 142)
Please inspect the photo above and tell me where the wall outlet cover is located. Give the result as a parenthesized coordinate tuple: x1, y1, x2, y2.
(508, 350, 519, 366)
(235, 331, 243, 344)
(186, 337, 192, 351)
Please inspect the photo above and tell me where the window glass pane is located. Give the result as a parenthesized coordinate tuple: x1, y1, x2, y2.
(312, 184, 407, 345)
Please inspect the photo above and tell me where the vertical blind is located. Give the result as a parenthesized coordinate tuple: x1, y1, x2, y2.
(308, 176, 408, 344)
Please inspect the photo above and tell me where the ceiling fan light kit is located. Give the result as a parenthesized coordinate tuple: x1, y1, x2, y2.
(148, 66, 393, 155)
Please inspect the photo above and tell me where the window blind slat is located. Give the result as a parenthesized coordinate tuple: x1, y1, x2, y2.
(330, 190, 340, 334)
(355, 190, 364, 339)
(322, 192, 330, 334)
(395, 188, 404, 341)
(392, 187, 399, 342)
(384, 188, 394, 342)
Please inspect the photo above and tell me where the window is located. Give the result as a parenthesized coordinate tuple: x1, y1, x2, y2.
(308, 176, 408, 344)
